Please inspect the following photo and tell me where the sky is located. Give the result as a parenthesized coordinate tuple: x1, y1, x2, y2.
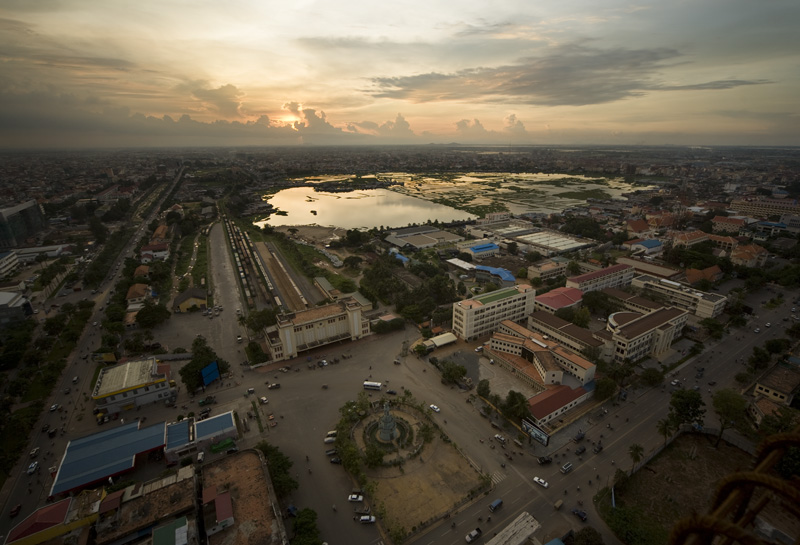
(1, 0, 798, 148)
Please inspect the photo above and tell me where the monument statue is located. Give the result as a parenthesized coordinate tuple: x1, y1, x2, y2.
(378, 402, 398, 442)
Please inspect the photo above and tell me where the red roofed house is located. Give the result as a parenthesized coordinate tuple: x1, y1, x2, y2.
(528, 385, 589, 425)
(140, 242, 169, 263)
(730, 244, 768, 268)
(685, 265, 724, 286)
(626, 219, 651, 238)
(534, 287, 583, 314)
(671, 230, 709, 248)
(4, 497, 95, 545)
(712, 216, 745, 234)
(202, 485, 235, 536)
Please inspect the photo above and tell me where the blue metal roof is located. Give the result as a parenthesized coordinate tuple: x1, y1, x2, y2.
(51, 421, 165, 496)
(475, 265, 515, 282)
(166, 420, 192, 450)
(758, 221, 786, 228)
(470, 243, 499, 252)
(634, 239, 662, 248)
(195, 412, 236, 441)
(393, 253, 409, 263)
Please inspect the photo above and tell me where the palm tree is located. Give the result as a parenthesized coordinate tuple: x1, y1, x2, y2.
(656, 418, 675, 448)
(628, 443, 644, 474)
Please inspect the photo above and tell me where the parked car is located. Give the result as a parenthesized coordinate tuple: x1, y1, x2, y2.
(348, 494, 364, 502)
(359, 515, 376, 524)
(386, 389, 397, 395)
(593, 444, 604, 454)
(537, 456, 552, 465)
(330, 457, 342, 464)
(268, 383, 281, 390)
(575, 446, 586, 455)
(325, 449, 338, 456)
(429, 404, 440, 413)
(259, 397, 269, 405)
(9, 504, 22, 517)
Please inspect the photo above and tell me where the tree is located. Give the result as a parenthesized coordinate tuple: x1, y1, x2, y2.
(525, 251, 543, 263)
(567, 261, 581, 275)
(668, 389, 706, 427)
(640, 368, 664, 387)
(628, 443, 644, 473)
(506, 241, 518, 255)
(440, 360, 467, 384)
(364, 442, 385, 468)
(711, 389, 749, 447)
(135, 301, 171, 329)
(656, 418, 675, 448)
(574, 526, 606, 545)
(594, 377, 616, 400)
(502, 390, 531, 421)
(764, 338, 790, 355)
(292, 508, 322, 545)
(343, 255, 363, 269)
(759, 406, 798, 435)
(477, 379, 491, 398)
(255, 441, 298, 498)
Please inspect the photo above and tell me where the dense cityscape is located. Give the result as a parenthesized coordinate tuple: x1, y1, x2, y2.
(0, 144, 798, 545)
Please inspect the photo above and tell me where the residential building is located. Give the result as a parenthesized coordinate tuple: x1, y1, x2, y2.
(452, 284, 535, 341)
(0, 291, 32, 328)
(712, 216, 745, 234)
(707, 234, 739, 252)
(616, 256, 682, 279)
(630, 274, 727, 318)
(565, 264, 634, 293)
(527, 257, 569, 281)
(753, 362, 800, 407)
(629, 239, 663, 255)
(607, 307, 688, 362)
(671, 230, 709, 248)
(266, 298, 371, 361)
(685, 265, 724, 286)
(92, 356, 176, 415)
(730, 244, 769, 268)
(730, 197, 800, 219)
(133, 264, 150, 279)
(172, 287, 208, 312)
(601, 287, 662, 315)
(140, 242, 169, 262)
(0, 200, 47, 249)
(533, 286, 583, 314)
(0, 250, 20, 279)
(527, 311, 609, 358)
(626, 219, 652, 238)
(126, 283, 150, 307)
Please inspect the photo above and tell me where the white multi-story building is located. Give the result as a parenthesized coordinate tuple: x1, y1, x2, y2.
(608, 307, 688, 362)
(565, 264, 634, 293)
(266, 298, 372, 361)
(0, 250, 20, 279)
(527, 257, 569, 281)
(630, 275, 727, 318)
(452, 284, 535, 341)
(92, 356, 177, 415)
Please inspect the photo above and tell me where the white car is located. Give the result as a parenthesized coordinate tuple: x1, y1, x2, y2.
(466, 528, 483, 542)
(754, 328, 761, 333)
(49, 404, 59, 412)
(348, 494, 364, 502)
(765, 323, 771, 328)
(359, 515, 376, 524)
(533, 476, 549, 488)
(429, 404, 440, 413)
(27, 461, 38, 475)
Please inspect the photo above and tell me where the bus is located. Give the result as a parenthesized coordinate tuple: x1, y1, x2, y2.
(363, 381, 382, 391)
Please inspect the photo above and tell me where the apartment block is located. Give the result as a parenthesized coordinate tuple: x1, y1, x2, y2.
(630, 274, 727, 318)
(452, 284, 536, 341)
(565, 264, 634, 293)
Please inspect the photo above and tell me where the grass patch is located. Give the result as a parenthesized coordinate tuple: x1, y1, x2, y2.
(192, 237, 210, 288)
(175, 235, 197, 276)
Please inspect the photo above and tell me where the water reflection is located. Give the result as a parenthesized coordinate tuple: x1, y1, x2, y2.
(256, 188, 475, 230)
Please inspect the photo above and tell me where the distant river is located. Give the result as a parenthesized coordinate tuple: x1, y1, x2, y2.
(255, 188, 475, 230)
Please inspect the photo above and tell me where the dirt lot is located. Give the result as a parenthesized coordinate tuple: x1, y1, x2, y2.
(605, 433, 798, 544)
(369, 433, 485, 537)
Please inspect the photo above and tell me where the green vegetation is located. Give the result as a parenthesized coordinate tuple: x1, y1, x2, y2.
(178, 337, 231, 392)
(254, 441, 299, 498)
(554, 188, 612, 200)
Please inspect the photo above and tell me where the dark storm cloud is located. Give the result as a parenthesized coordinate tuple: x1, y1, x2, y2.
(370, 43, 769, 106)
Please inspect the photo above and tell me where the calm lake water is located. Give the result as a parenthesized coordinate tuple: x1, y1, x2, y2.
(256, 187, 476, 230)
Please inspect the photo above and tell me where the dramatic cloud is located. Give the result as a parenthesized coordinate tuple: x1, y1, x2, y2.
(192, 84, 245, 118)
(371, 43, 770, 106)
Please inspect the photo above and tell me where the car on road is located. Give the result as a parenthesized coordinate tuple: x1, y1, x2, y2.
(27, 461, 38, 475)
(237, 335, 242, 343)
(429, 404, 440, 413)
(537, 456, 552, 465)
(348, 494, 364, 502)
(575, 446, 586, 455)
(765, 322, 771, 328)
(465, 528, 483, 542)
(386, 389, 397, 395)
(572, 508, 588, 521)
(754, 328, 761, 333)
(593, 444, 604, 454)
(268, 383, 281, 390)
(474, 346, 483, 352)
(708, 381, 717, 386)
(63, 387, 70, 394)
(259, 397, 269, 405)
(92, 321, 97, 326)
(533, 476, 549, 488)
(49, 404, 59, 412)
(330, 457, 342, 464)
(359, 515, 376, 524)
(30, 447, 39, 458)
(9, 504, 22, 517)
(494, 434, 506, 444)
(670, 379, 680, 387)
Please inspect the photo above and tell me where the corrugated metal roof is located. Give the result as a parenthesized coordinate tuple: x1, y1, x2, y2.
(51, 421, 165, 496)
(195, 412, 236, 441)
(166, 420, 192, 450)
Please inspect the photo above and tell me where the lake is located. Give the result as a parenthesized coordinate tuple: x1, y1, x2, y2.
(255, 187, 476, 230)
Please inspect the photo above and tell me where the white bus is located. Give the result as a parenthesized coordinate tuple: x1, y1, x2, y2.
(363, 381, 382, 391)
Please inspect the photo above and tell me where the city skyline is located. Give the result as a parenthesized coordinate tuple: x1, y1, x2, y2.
(1, 0, 798, 149)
